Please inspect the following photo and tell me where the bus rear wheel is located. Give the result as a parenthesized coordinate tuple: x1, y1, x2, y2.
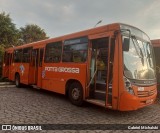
(68, 82, 83, 106)
(15, 74, 21, 88)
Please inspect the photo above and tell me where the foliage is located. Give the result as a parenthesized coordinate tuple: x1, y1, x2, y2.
(0, 12, 49, 76)
(0, 12, 20, 48)
(0, 45, 5, 76)
(0, 12, 20, 73)
(20, 24, 49, 44)
(0, 45, 5, 57)
(0, 12, 49, 47)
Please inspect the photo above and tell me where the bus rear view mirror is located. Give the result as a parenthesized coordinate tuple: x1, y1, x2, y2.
(123, 38, 130, 51)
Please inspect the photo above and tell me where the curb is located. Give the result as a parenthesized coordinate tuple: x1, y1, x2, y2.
(0, 82, 14, 85)
(0, 85, 16, 88)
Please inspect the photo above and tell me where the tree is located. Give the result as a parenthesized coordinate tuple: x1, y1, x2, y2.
(20, 24, 48, 44)
(0, 12, 20, 47)
(0, 12, 19, 75)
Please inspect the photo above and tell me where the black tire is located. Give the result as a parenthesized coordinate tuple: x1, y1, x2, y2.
(15, 74, 21, 88)
(68, 82, 83, 106)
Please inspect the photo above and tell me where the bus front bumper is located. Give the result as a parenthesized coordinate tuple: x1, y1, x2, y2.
(118, 91, 157, 111)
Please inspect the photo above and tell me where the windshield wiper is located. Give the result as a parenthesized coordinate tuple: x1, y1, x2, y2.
(132, 35, 144, 58)
(146, 43, 153, 68)
(131, 35, 144, 65)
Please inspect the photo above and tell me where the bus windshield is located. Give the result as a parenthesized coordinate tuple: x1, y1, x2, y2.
(123, 35, 156, 80)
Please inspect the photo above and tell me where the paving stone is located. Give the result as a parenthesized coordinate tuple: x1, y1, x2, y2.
(0, 86, 160, 133)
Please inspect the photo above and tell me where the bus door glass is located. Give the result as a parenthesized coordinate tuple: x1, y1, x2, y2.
(89, 37, 110, 105)
(29, 49, 39, 84)
(8, 53, 13, 79)
(107, 37, 116, 107)
(3, 52, 10, 78)
(37, 48, 44, 88)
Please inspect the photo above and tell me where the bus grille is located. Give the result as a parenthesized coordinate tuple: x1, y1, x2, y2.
(137, 89, 156, 97)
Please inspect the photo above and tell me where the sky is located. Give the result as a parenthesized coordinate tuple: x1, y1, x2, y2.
(0, 0, 160, 40)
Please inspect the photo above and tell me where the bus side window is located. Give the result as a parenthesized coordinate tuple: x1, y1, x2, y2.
(22, 47, 32, 63)
(31, 50, 37, 66)
(63, 37, 88, 63)
(14, 49, 22, 63)
(4, 52, 8, 65)
(73, 51, 82, 62)
(45, 42, 62, 63)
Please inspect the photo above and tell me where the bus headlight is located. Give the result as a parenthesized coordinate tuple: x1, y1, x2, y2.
(124, 77, 135, 95)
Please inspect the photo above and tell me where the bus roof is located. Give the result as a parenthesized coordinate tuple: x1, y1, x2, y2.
(5, 23, 144, 51)
(151, 39, 160, 47)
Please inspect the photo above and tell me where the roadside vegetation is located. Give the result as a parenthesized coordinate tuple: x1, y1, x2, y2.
(0, 11, 49, 78)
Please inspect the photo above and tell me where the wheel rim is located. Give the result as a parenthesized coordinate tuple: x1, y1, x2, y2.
(72, 88, 80, 100)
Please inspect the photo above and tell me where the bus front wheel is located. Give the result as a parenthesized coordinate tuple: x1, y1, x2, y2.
(68, 82, 83, 106)
(15, 74, 21, 88)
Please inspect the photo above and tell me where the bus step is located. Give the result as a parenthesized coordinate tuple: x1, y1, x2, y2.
(96, 82, 106, 91)
(107, 94, 112, 104)
(86, 99, 105, 107)
(32, 85, 41, 89)
(94, 90, 106, 101)
(106, 105, 112, 109)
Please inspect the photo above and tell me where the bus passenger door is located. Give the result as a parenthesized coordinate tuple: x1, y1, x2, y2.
(8, 53, 13, 79)
(37, 48, 44, 88)
(3, 52, 11, 78)
(29, 49, 39, 85)
(87, 37, 114, 108)
(88, 37, 111, 106)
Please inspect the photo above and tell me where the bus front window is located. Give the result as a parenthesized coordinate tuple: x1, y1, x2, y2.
(123, 36, 156, 80)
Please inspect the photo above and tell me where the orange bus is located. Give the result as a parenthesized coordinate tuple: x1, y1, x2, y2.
(2, 23, 157, 111)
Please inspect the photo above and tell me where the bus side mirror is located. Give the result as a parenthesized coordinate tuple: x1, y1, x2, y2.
(123, 38, 130, 51)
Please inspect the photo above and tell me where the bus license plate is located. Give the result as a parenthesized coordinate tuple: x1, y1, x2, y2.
(146, 99, 153, 104)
